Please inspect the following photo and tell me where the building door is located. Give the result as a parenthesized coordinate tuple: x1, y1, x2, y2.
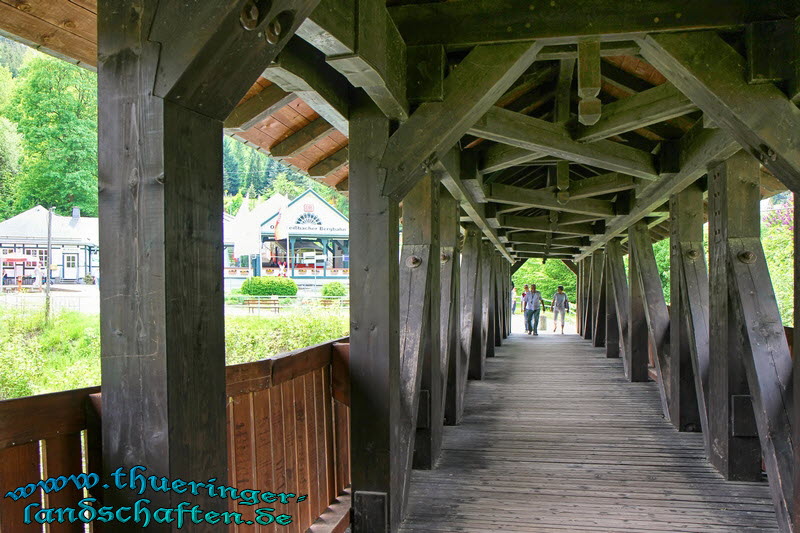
(63, 253, 79, 280)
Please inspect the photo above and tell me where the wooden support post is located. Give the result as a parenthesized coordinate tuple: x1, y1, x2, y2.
(627, 231, 650, 383)
(577, 38, 602, 126)
(404, 175, 440, 472)
(349, 94, 402, 533)
(707, 151, 762, 483)
(576, 259, 584, 336)
(794, 193, 800, 533)
(97, 1, 318, 530)
(591, 250, 606, 347)
(482, 243, 495, 359)
(494, 254, 504, 346)
(607, 240, 631, 372)
(629, 221, 671, 418)
(464, 226, 486, 380)
(605, 248, 620, 358)
(440, 187, 461, 430)
(669, 185, 702, 433)
(710, 152, 794, 529)
(582, 254, 594, 340)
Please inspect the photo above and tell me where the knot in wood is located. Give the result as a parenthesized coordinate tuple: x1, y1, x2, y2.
(440, 252, 451, 263)
(737, 250, 756, 264)
(685, 249, 699, 260)
(406, 255, 422, 268)
(240, 0, 259, 31)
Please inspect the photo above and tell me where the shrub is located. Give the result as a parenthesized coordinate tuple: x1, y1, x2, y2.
(240, 276, 298, 296)
(321, 282, 347, 297)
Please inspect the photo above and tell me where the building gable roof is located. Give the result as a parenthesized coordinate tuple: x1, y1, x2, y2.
(0, 206, 99, 246)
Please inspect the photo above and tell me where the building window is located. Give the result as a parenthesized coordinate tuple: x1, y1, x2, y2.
(65, 255, 77, 268)
(295, 213, 322, 225)
(1, 248, 13, 255)
(24, 248, 49, 266)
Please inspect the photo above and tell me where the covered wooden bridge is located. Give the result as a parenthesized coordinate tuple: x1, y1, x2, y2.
(0, 1, 799, 532)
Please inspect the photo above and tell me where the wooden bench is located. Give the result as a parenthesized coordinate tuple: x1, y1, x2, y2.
(243, 298, 280, 314)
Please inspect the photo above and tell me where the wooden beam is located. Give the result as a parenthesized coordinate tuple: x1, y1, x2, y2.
(436, 149, 514, 262)
(480, 143, 547, 175)
(223, 84, 296, 132)
(441, 188, 462, 427)
(606, 240, 630, 371)
(707, 151, 762, 483)
(591, 250, 606, 347)
(299, 0, 408, 119)
(639, 30, 800, 192)
(407, 44, 447, 104)
(488, 183, 615, 217)
(629, 221, 671, 418)
(309, 147, 349, 176)
(512, 243, 581, 254)
(573, 83, 697, 143)
(462, 226, 485, 381)
(509, 234, 584, 247)
(577, 39, 601, 126)
(727, 236, 795, 533)
(390, 1, 800, 47)
(469, 108, 659, 180)
(568, 172, 637, 199)
(270, 116, 335, 158)
(537, 41, 641, 61)
(554, 58, 575, 123)
(400, 175, 439, 475)
(627, 232, 650, 383)
(501, 215, 596, 236)
(381, 42, 542, 201)
(562, 259, 578, 275)
(150, 1, 320, 121)
(577, 122, 740, 261)
(604, 249, 620, 358)
(669, 184, 703, 434)
(265, 36, 350, 134)
(97, 0, 319, 524)
(349, 93, 401, 533)
(482, 243, 496, 358)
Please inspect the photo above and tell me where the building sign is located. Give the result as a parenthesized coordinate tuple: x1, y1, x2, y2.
(262, 190, 348, 237)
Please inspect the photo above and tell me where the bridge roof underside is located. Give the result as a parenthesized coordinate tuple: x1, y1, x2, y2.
(1, 0, 796, 260)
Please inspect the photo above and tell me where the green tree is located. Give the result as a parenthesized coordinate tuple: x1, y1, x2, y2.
(512, 258, 577, 304)
(6, 57, 97, 216)
(0, 36, 28, 77)
(0, 117, 22, 218)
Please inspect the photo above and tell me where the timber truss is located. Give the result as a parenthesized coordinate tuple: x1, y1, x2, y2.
(2, 1, 799, 533)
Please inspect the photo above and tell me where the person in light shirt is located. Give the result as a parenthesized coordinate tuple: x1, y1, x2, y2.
(551, 285, 570, 335)
(522, 283, 544, 336)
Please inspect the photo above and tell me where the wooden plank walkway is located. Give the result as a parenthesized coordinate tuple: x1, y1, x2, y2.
(399, 328, 779, 532)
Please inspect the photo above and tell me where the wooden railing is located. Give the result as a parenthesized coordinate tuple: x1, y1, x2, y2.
(0, 338, 351, 533)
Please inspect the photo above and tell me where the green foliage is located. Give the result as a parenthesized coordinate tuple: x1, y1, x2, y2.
(652, 239, 671, 304)
(5, 57, 98, 216)
(762, 221, 793, 326)
(225, 312, 349, 365)
(512, 259, 576, 304)
(0, 37, 29, 77)
(0, 66, 14, 109)
(0, 310, 100, 400)
(321, 282, 347, 297)
(224, 191, 244, 215)
(240, 276, 298, 296)
(0, 308, 349, 399)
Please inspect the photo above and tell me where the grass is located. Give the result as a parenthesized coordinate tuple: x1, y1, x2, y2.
(0, 308, 349, 400)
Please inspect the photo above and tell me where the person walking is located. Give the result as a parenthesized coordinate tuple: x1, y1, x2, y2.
(523, 283, 544, 335)
(521, 284, 530, 332)
(551, 285, 570, 334)
(511, 284, 517, 315)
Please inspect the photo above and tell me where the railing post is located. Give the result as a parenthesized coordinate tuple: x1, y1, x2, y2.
(604, 247, 620, 358)
(591, 249, 606, 347)
(627, 230, 650, 382)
